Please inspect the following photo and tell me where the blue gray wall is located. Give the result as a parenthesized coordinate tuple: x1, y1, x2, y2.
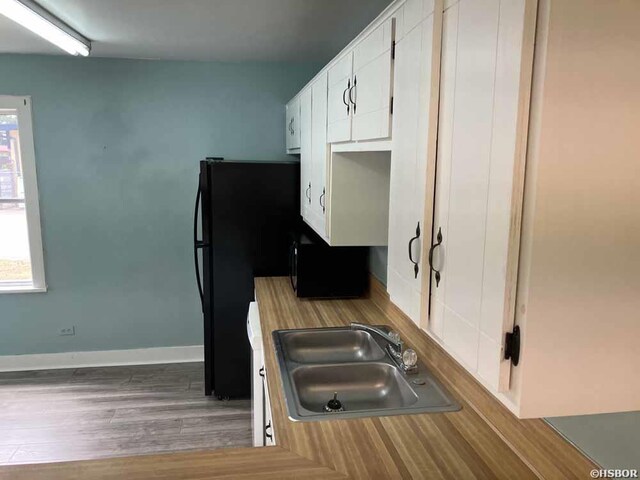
(0, 54, 318, 356)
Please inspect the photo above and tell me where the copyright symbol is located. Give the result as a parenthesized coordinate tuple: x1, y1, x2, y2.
(590, 470, 600, 478)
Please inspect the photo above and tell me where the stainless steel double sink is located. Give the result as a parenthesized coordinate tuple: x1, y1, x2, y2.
(273, 326, 461, 421)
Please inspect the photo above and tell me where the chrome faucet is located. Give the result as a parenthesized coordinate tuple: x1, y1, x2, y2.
(350, 323, 418, 374)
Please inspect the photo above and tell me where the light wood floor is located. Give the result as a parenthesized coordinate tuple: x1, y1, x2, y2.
(0, 362, 252, 465)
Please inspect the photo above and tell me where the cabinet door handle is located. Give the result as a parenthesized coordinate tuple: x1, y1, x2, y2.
(305, 182, 311, 203)
(265, 421, 273, 440)
(408, 222, 421, 279)
(258, 366, 265, 378)
(291, 117, 295, 135)
(343, 79, 351, 115)
(428, 227, 443, 287)
(348, 75, 357, 114)
(319, 187, 326, 213)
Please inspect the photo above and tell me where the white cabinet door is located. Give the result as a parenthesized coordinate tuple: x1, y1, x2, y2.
(432, 0, 499, 375)
(299, 89, 313, 219)
(429, 0, 530, 391)
(387, 13, 435, 324)
(285, 96, 300, 150)
(308, 72, 329, 238)
(327, 53, 353, 143)
(351, 18, 395, 141)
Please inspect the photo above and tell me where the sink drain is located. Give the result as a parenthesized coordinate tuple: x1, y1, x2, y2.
(323, 392, 345, 413)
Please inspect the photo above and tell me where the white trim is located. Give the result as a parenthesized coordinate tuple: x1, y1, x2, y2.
(0, 285, 47, 294)
(0, 95, 47, 292)
(331, 139, 392, 153)
(0, 345, 204, 372)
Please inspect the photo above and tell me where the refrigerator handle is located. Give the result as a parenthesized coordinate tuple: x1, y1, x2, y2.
(194, 179, 206, 312)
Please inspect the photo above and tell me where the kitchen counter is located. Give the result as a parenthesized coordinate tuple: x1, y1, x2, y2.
(254, 277, 596, 479)
(1, 277, 597, 479)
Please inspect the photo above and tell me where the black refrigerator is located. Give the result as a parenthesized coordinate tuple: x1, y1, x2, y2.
(194, 159, 300, 399)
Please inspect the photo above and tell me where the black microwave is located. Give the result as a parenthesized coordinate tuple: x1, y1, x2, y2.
(289, 230, 369, 298)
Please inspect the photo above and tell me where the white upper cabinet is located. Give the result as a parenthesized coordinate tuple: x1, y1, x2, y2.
(351, 18, 395, 141)
(326, 19, 395, 146)
(308, 72, 329, 239)
(289, 4, 396, 246)
(387, 4, 437, 325)
(285, 96, 301, 151)
(327, 53, 354, 144)
(299, 88, 312, 219)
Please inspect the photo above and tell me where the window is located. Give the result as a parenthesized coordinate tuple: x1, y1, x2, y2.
(0, 96, 46, 293)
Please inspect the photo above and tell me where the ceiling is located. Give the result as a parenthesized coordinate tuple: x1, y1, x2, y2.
(0, 0, 392, 62)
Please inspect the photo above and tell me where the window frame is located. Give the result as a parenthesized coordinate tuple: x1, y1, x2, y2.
(0, 95, 46, 293)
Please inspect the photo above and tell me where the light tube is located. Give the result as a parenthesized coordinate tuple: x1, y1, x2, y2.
(0, 0, 90, 56)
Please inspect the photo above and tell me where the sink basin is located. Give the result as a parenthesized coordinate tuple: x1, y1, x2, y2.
(293, 362, 418, 412)
(273, 326, 461, 421)
(282, 329, 386, 363)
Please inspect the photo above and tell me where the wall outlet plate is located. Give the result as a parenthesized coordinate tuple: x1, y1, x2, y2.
(58, 326, 76, 336)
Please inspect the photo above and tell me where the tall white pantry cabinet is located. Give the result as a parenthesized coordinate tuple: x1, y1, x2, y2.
(285, 0, 640, 419)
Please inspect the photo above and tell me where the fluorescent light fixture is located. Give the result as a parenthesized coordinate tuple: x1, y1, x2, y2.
(0, 0, 90, 56)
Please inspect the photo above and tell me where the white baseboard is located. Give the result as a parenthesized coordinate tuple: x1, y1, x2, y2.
(0, 345, 204, 372)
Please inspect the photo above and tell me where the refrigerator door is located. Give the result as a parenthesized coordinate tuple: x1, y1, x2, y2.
(199, 160, 299, 398)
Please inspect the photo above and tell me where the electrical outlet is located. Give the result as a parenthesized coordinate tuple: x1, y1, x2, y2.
(59, 326, 75, 336)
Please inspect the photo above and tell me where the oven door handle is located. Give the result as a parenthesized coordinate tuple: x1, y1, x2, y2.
(289, 243, 297, 292)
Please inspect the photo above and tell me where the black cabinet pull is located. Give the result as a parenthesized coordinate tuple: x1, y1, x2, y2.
(349, 75, 357, 114)
(343, 79, 351, 115)
(408, 222, 421, 279)
(428, 227, 443, 287)
(305, 182, 311, 203)
(319, 187, 326, 213)
(265, 421, 273, 440)
(291, 117, 295, 135)
(258, 366, 265, 378)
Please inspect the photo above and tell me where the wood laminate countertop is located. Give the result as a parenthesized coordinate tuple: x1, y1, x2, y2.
(1, 277, 596, 479)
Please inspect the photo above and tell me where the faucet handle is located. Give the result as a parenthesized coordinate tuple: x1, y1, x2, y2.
(388, 331, 401, 344)
(402, 349, 418, 369)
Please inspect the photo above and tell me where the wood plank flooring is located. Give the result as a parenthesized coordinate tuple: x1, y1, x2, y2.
(0, 362, 251, 465)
